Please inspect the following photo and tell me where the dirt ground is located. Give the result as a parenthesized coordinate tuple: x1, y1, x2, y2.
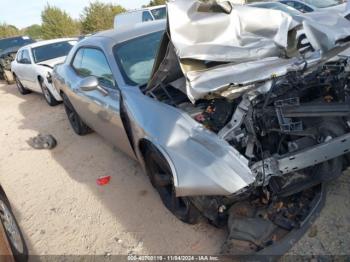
(0, 82, 349, 257)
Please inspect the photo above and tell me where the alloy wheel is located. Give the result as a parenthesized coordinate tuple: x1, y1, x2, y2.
(41, 82, 51, 103)
(148, 154, 194, 220)
(0, 200, 24, 254)
(15, 78, 24, 93)
(63, 97, 80, 133)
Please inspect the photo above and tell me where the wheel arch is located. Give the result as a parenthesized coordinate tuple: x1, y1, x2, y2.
(138, 138, 179, 189)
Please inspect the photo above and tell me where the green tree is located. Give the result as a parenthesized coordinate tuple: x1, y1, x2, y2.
(144, 0, 167, 7)
(24, 24, 43, 40)
(0, 23, 20, 38)
(41, 5, 80, 39)
(80, 1, 126, 34)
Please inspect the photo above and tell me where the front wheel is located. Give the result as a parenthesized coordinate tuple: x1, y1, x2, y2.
(62, 93, 92, 136)
(15, 76, 31, 95)
(39, 79, 60, 106)
(0, 191, 28, 262)
(145, 148, 201, 224)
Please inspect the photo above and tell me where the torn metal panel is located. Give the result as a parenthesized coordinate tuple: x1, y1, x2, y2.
(151, 0, 350, 102)
(302, 11, 350, 52)
(167, 0, 299, 63)
(185, 56, 301, 102)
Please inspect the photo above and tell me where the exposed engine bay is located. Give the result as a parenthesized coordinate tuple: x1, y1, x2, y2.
(145, 0, 350, 255)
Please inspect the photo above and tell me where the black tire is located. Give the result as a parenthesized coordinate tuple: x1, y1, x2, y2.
(144, 147, 201, 224)
(15, 76, 31, 95)
(0, 191, 28, 262)
(61, 93, 92, 136)
(39, 78, 60, 106)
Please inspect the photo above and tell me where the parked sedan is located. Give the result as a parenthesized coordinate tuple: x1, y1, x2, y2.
(11, 38, 77, 106)
(53, 0, 350, 255)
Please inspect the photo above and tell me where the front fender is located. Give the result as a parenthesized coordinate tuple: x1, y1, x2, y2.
(37, 67, 62, 101)
(121, 88, 255, 197)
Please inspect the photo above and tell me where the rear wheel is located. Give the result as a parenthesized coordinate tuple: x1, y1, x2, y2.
(39, 79, 60, 106)
(62, 93, 92, 136)
(0, 191, 28, 262)
(15, 76, 31, 95)
(144, 147, 200, 224)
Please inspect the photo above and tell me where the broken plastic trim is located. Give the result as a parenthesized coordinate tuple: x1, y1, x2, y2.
(254, 184, 325, 258)
(223, 184, 325, 260)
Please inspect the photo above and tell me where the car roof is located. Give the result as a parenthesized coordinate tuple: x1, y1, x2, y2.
(85, 20, 166, 46)
(0, 35, 31, 41)
(24, 38, 77, 49)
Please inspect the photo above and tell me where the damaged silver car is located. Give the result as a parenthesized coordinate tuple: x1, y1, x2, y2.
(53, 0, 350, 255)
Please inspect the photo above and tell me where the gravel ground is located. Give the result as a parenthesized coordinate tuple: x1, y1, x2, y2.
(0, 82, 349, 257)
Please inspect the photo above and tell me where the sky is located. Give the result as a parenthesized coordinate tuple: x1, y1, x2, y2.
(0, 0, 151, 29)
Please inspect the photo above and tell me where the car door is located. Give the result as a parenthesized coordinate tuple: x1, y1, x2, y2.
(13, 50, 24, 79)
(68, 47, 135, 159)
(19, 49, 38, 91)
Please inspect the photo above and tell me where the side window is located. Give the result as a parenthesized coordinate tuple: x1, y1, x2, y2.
(142, 11, 153, 22)
(72, 48, 84, 70)
(72, 48, 115, 89)
(151, 7, 167, 20)
(16, 50, 23, 63)
(21, 50, 31, 64)
(284, 1, 313, 12)
(284, 1, 297, 8)
(295, 3, 313, 12)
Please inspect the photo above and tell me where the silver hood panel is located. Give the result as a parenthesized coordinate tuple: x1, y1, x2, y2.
(150, 0, 350, 102)
(167, 0, 299, 63)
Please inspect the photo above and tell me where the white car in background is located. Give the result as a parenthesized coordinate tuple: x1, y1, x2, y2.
(114, 5, 166, 29)
(279, 0, 346, 13)
(11, 38, 77, 106)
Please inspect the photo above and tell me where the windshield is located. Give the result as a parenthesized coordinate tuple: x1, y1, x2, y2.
(113, 31, 163, 86)
(304, 0, 342, 8)
(151, 7, 167, 20)
(0, 36, 33, 53)
(32, 41, 76, 63)
(253, 3, 302, 16)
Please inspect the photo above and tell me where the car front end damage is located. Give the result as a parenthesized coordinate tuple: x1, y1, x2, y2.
(0, 48, 17, 84)
(144, 0, 350, 255)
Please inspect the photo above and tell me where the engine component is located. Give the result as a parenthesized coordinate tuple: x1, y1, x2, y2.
(218, 97, 250, 140)
(274, 98, 303, 132)
(191, 99, 234, 132)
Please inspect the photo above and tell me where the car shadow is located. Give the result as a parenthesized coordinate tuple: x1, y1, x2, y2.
(0, 84, 226, 255)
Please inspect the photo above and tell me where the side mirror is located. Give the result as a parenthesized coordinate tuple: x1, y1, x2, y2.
(79, 76, 99, 91)
(78, 76, 108, 96)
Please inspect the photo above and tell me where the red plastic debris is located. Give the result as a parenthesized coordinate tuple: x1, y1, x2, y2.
(97, 176, 111, 186)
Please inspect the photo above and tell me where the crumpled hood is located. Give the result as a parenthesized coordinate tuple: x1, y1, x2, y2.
(147, 0, 350, 102)
(167, 0, 299, 63)
(37, 56, 66, 69)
